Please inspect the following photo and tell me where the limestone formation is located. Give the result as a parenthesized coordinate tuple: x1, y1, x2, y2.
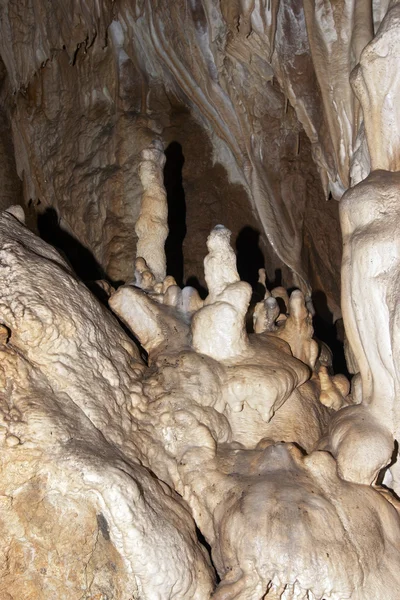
(1, 1, 400, 599)
(340, 170, 400, 493)
(2, 186, 400, 598)
(0, 210, 214, 599)
(110, 219, 400, 598)
(351, 3, 400, 172)
(0, 0, 343, 315)
(135, 139, 169, 283)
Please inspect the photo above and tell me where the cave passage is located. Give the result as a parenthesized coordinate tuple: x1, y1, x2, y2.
(235, 225, 265, 292)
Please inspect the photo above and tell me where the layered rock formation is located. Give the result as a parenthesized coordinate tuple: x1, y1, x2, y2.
(0, 0, 344, 314)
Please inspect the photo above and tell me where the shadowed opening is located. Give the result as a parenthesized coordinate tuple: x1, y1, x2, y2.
(37, 207, 105, 281)
(164, 141, 186, 287)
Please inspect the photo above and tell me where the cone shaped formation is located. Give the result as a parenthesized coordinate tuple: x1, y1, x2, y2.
(1, 201, 400, 599)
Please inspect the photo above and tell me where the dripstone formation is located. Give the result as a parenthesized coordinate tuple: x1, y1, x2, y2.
(1, 1, 400, 599)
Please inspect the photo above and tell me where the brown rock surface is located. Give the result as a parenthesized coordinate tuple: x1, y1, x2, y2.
(0, 0, 343, 315)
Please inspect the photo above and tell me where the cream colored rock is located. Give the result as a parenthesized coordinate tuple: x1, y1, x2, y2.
(110, 283, 190, 359)
(352, 3, 400, 171)
(162, 275, 178, 293)
(253, 296, 278, 333)
(319, 404, 394, 486)
(302, 0, 373, 193)
(180, 286, 204, 314)
(135, 139, 169, 283)
(165, 417, 400, 600)
(192, 226, 252, 361)
(339, 170, 400, 497)
(257, 267, 267, 291)
(0, 345, 214, 600)
(114, 225, 330, 452)
(5, 204, 25, 223)
(0, 0, 344, 313)
(340, 172, 399, 437)
(194, 228, 326, 445)
(203, 226, 240, 304)
(3, 198, 400, 600)
(2, 3, 400, 598)
(130, 263, 203, 316)
(318, 367, 350, 411)
(133, 303, 328, 453)
(269, 289, 319, 370)
(0, 209, 215, 599)
(271, 286, 290, 315)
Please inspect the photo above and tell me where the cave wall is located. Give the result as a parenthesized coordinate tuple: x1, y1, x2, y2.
(0, 59, 22, 212)
(2, 2, 400, 599)
(0, 0, 345, 316)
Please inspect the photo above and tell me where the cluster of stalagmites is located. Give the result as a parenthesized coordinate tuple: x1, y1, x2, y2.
(1, 199, 400, 600)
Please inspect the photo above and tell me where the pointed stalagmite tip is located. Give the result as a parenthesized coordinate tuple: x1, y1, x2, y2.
(5, 205, 25, 224)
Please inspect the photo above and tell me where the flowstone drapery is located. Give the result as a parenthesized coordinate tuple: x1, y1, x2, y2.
(1, 200, 400, 599)
(2, 1, 400, 599)
(0, 208, 214, 599)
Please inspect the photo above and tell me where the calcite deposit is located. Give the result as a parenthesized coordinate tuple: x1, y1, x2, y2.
(1, 1, 400, 599)
(0, 208, 214, 599)
(2, 200, 400, 599)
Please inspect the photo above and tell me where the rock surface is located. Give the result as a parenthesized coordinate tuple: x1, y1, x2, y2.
(1, 183, 400, 598)
(0, 0, 343, 316)
(1, 1, 400, 599)
(0, 209, 214, 599)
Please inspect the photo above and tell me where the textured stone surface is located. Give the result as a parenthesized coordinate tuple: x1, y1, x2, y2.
(0, 59, 22, 213)
(352, 3, 400, 172)
(0, 0, 343, 316)
(0, 210, 214, 599)
(1, 190, 400, 598)
(110, 219, 400, 599)
(1, 1, 400, 598)
(340, 170, 400, 494)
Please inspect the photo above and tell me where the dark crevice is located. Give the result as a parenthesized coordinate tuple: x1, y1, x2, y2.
(195, 525, 220, 585)
(37, 208, 149, 362)
(268, 268, 282, 289)
(37, 207, 105, 281)
(312, 289, 348, 377)
(96, 513, 110, 541)
(376, 440, 399, 498)
(185, 275, 208, 300)
(164, 141, 186, 287)
(236, 226, 265, 291)
(115, 313, 149, 365)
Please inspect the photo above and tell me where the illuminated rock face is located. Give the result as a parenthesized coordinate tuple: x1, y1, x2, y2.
(0, 205, 399, 599)
(0, 0, 343, 314)
(1, 1, 400, 599)
(0, 209, 215, 600)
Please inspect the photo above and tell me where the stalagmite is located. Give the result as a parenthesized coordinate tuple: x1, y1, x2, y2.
(3, 188, 400, 597)
(269, 289, 319, 370)
(253, 295, 280, 333)
(1, 1, 400, 598)
(203, 225, 241, 303)
(339, 8, 400, 495)
(340, 171, 400, 492)
(135, 139, 169, 282)
(318, 366, 350, 411)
